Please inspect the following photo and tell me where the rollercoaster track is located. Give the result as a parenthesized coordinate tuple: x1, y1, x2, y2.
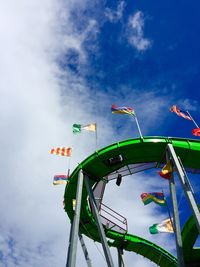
(64, 136, 200, 266)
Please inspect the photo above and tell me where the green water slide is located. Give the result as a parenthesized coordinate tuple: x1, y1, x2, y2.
(64, 136, 200, 266)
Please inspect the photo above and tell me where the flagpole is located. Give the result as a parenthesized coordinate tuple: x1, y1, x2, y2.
(186, 110, 199, 128)
(67, 154, 71, 177)
(132, 112, 143, 139)
(95, 124, 97, 150)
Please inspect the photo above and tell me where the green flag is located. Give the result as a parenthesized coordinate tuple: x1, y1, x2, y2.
(73, 123, 97, 134)
(149, 218, 173, 234)
(73, 124, 81, 134)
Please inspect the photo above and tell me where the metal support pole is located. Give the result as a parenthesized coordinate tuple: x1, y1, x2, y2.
(66, 218, 73, 266)
(186, 110, 199, 128)
(165, 150, 185, 267)
(78, 233, 92, 267)
(117, 248, 124, 267)
(167, 144, 200, 233)
(133, 113, 143, 139)
(168, 172, 185, 267)
(66, 170, 84, 267)
(84, 174, 115, 267)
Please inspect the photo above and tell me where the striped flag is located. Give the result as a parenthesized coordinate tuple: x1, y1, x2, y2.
(111, 104, 135, 115)
(82, 123, 96, 132)
(170, 105, 192, 120)
(73, 123, 96, 134)
(149, 218, 174, 234)
(140, 192, 166, 206)
(50, 147, 72, 157)
(53, 175, 69, 185)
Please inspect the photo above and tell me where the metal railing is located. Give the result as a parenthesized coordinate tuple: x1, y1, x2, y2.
(99, 203, 128, 234)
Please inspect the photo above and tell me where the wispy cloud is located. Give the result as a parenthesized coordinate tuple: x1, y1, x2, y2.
(176, 98, 198, 111)
(127, 11, 152, 52)
(0, 1, 177, 267)
(62, 19, 99, 64)
(105, 1, 125, 23)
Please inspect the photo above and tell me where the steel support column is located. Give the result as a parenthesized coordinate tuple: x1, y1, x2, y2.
(78, 233, 92, 267)
(117, 248, 124, 267)
(167, 144, 200, 233)
(167, 164, 185, 267)
(66, 170, 84, 267)
(84, 174, 115, 267)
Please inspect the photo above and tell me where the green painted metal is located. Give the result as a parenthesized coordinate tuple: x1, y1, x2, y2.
(64, 136, 200, 266)
(181, 205, 200, 265)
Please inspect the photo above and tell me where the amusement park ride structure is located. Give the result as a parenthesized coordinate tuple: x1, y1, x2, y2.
(64, 136, 200, 267)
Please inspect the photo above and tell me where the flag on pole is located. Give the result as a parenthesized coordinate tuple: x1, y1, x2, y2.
(159, 161, 173, 179)
(111, 104, 135, 115)
(111, 104, 143, 138)
(50, 147, 72, 157)
(149, 218, 174, 234)
(170, 105, 192, 120)
(192, 128, 200, 137)
(140, 192, 166, 206)
(73, 123, 96, 134)
(73, 124, 81, 133)
(53, 175, 69, 185)
(82, 123, 96, 132)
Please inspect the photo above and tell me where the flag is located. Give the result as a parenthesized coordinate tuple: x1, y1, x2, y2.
(149, 218, 173, 234)
(50, 147, 72, 157)
(73, 124, 81, 133)
(192, 128, 200, 137)
(140, 192, 166, 206)
(53, 175, 69, 185)
(73, 123, 96, 133)
(111, 104, 135, 115)
(159, 161, 173, 179)
(82, 123, 96, 132)
(170, 105, 192, 120)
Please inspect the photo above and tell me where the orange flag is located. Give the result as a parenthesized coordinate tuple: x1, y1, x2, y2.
(50, 147, 72, 157)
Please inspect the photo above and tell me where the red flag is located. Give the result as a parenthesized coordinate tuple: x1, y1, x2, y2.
(170, 105, 192, 120)
(192, 128, 200, 137)
(159, 172, 172, 179)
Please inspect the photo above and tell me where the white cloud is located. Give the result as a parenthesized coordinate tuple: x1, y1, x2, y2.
(62, 18, 99, 63)
(105, 1, 125, 23)
(177, 98, 198, 112)
(0, 1, 176, 267)
(0, 1, 102, 266)
(127, 11, 151, 52)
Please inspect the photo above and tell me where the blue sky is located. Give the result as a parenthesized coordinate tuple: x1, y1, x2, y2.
(64, 0, 200, 138)
(68, 1, 200, 100)
(0, 0, 200, 266)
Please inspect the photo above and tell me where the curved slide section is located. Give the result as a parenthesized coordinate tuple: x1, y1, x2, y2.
(107, 231, 177, 266)
(181, 205, 200, 266)
(64, 136, 200, 266)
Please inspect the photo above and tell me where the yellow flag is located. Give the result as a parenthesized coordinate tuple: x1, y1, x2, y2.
(82, 123, 96, 132)
(159, 161, 173, 179)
